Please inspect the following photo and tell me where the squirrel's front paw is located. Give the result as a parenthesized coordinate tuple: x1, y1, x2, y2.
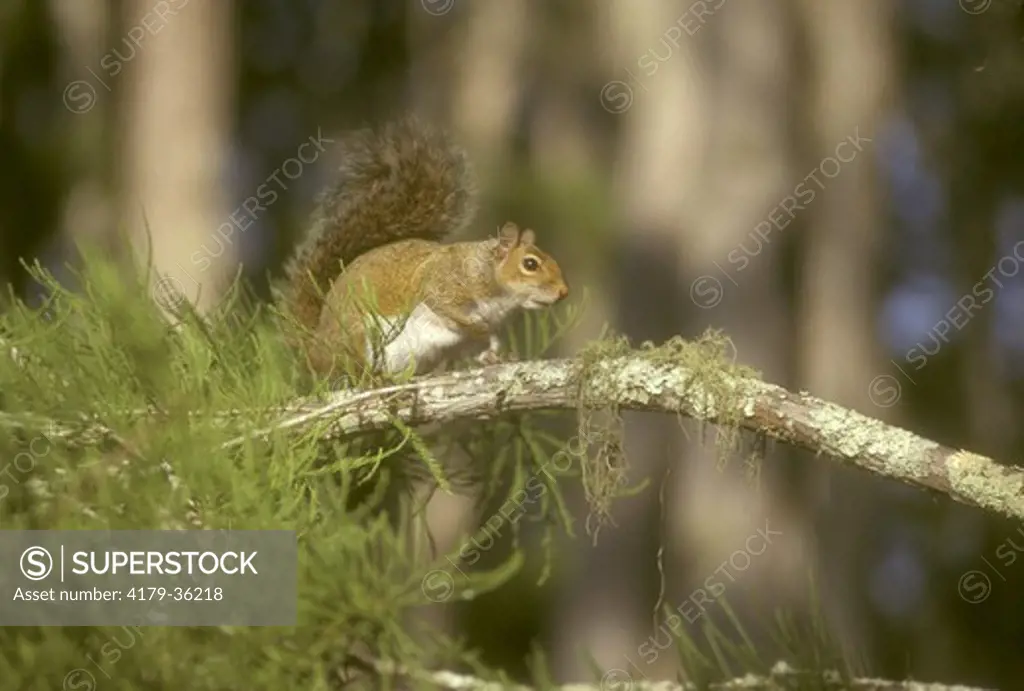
(476, 349, 503, 366)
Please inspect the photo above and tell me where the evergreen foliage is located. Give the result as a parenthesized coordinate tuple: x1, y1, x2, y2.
(0, 254, 859, 689)
(0, 253, 582, 690)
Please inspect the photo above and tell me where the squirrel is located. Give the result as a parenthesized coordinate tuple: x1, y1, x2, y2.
(278, 117, 569, 380)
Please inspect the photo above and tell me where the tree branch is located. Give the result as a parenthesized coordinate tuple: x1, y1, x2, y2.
(7, 352, 1024, 521)
(222, 354, 1024, 521)
(3, 348, 1012, 689)
(360, 659, 993, 690)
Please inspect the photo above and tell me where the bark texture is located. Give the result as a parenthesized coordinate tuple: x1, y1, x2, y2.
(13, 351, 1022, 522)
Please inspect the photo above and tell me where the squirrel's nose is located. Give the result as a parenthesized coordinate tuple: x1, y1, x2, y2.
(557, 284, 569, 301)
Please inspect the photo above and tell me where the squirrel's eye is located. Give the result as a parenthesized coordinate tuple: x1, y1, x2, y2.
(522, 256, 540, 272)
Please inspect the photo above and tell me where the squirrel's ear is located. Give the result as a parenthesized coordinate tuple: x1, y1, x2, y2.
(519, 228, 535, 246)
(496, 222, 520, 258)
(498, 222, 520, 245)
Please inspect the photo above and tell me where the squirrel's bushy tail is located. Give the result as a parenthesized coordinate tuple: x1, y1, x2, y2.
(281, 117, 478, 331)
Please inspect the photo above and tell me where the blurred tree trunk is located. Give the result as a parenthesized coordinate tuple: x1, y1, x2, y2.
(795, 0, 895, 669)
(654, 0, 810, 670)
(552, 0, 810, 682)
(47, 0, 114, 275)
(446, 0, 529, 170)
(118, 0, 235, 314)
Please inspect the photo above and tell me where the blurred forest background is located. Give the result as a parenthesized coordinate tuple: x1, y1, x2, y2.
(2, 0, 1024, 687)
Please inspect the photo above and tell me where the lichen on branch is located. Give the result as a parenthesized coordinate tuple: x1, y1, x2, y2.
(10, 326, 1024, 522)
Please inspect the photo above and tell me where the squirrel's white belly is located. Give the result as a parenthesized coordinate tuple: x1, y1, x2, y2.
(368, 303, 464, 374)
